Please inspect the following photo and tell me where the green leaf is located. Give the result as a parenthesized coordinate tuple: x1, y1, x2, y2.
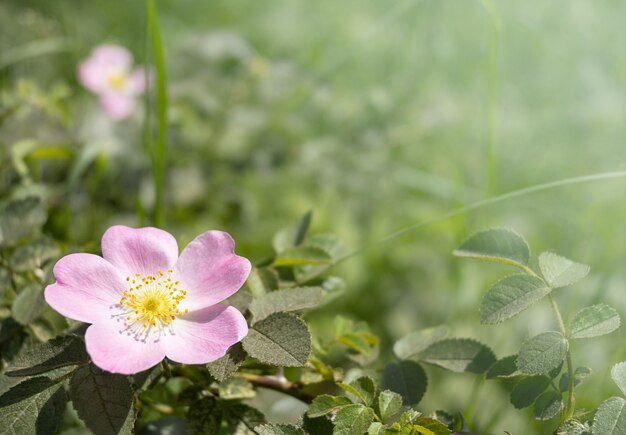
(559, 366, 592, 392)
(516, 332, 569, 375)
(225, 403, 267, 434)
(558, 420, 591, 435)
(6, 335, 89, 377)
(534, 391, 563, 420)
(611, 362, 626, 397)
(486, 355, 519, 379)
(10, 238, 59, 272)
(308, 395, 352, 418)
(538, 252, 590, 288)
(332, 404, 375, 435)
(69, 364, 135, 435)
(0, 197, 47, 247)
(0, 376, 67, 435)
(246, 267, 279, 297)
(420, 338, 496, 374)
(415, 417, 453, 435)
(256, 424, 307, 435)
(393, 325, 449, 360)
(12, 284, 46, 325)
(510, 375, 550, 409)
(378, 390, 403, 421)
(593, 397, 626, 435)
(273, 246, 332, 267)
(339, 376, 376, 406)
(242, 312, 311, 366)
(453, 228, 530, 268)
(186, 396, 222, 434)
(480, 274, 551, 324)
(367, 422, 384, 435)
(570, 304, 620, 339)
(273, 210, 313, 253)
(0, 267, 9, 298)
(250, 287, 323, 322)
(219, 377, 256, 399)
(207, 342, 246, 382)
(382, 360, 427, 406)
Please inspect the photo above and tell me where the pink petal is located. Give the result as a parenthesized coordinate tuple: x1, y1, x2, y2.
(78, 45, 133, 94)
(85, 322, 166, 374)
(174, 231, 251, 310)
(44, 253, 126, 324)
(130, 68, 149, 95)
(101, 226, 179, 278)
(99, 94, 135, 120)
(90, 45, 133, 69)
(163, 305, 248, 364)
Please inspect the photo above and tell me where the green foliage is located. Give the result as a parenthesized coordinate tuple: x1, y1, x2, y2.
(534, 391, 563, 420)
(378, 390, 402, 422)
(611, 362, 626, 397)
(339, 376, 377, 406)
(480, 274, 551, 324)
(308, 395, 353, 418)
(593, 397, 626, 435)
(570, 304, 621, 339)
(393, 325, 448, 360)
(510, 375, 551, 409)
(538, 252, 590, 289)
(332, 404, 375, 435)
(419, 338, 495, 374)
(186, 397, 222, 434)
(11, 284, 46, 325)
(382, 360, 427, 406)
(249, 286, 323, 322)
(256, 424, 307, 435)
(207, 343, 246, 382)
(516, 331, 568, 375)
(0, 197, 47, 247)
(6, 335, 88, 377)
(453, 228, 530, 268)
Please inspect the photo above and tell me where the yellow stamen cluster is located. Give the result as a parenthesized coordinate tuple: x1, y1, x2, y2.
(107, 72, 128, 90)
(118, 269, 189, 330)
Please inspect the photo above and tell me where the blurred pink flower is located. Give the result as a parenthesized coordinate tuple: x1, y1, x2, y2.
(78, 45, 148, 120)
(45, 226, 251, 374)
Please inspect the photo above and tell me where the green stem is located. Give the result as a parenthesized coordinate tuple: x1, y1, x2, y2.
(146, 0, 168, 227)
(548, 293, 575, 421)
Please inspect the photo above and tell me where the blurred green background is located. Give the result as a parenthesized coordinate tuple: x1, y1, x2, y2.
(2, 0, 626, 432)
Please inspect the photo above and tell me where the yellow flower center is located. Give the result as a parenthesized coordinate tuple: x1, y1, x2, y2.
(107, 72, 128, 90)
(116, 269, 188, 341)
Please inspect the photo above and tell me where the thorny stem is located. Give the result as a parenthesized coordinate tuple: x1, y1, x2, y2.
(548, 293, 575, 421)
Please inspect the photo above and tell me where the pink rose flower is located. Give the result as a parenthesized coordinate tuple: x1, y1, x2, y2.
(45, 226, 251, 374)
(78, 45, 147, 120)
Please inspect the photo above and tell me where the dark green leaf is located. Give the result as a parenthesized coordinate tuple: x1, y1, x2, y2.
(249, 287, 323, 322)
(69, 364, 134, 435)
(486, 355, 519, 379)
(480, 274, 551, 324)
(510, 375, 550, 409)
(420, 338, 496, 373)
(453, 228, 530, 268)
(534, 391, 563, 420)
(382, 360, 427, 406)
(6, 334, 89, 377)
(593, 397, 626, 435)
(538, 252, 590, 288)
(559, 366, 592, 392)
(12, 284, 46, 325)
(516, 332, 569, 375)
(332, 404, 374, 435)
(338, 376, 376, 406)
(570, 304, 620, 339)
(187, 396, 222, 434)
(242, 313, 311, 367)
(0, 197, 47, 247)
(393, 325, 449, 360)
(378, 390, 402, 421)
(308, 395, 352, 418)
(272, 247, 332, 267)
(207, 343, 246, 382)
(225, 403, 267, 434)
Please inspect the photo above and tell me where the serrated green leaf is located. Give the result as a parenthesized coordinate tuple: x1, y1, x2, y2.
(333, 404, 375, 435)
(570, 304, 620, 339)
(339, 376, 376, 406)
(250, 287, 323, 322)
(273, 246, 332, 267)
(510, 375, 550, 409)
(539, 252, 590, 288)
(379, 390, 403, 421)
(0, 197, 47, 247)
(256, 424, 307, 435)
(367, 422, 384, 435)
(611, 362, 626, 397)
(593, 397, 626, 435)
(486, 355, 519, 379)
(6, 334, 89, 377)
(0, 376, 67, 435)
(247, 267, 280, 298)
(517, 332, 569, 375)
(420, 338, 496, 374)
(559, 366, 592, 392)
(11, 284, 46, 325)
(308, 395, 353, 418)
(273, 210, 313, 253)
(69, 364, 134, 435)
(226, 403, 267, 434)
(10, 237, 59, 272)
(415, 417, 453, 435)
(207, 342, 246, 382)
(219, 377, 256, 399)
(393, 325, 449, 360)
(242, 312, 311, 366)
(382, 360, 427, 406)
(534, 391, 563, 420)
(480, 274, 551, 324)
(453, 228, 530, 268)
(187, 396, 222, 434)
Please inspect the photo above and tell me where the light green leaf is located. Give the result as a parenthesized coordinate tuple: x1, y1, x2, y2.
(256, 424, 307, 435)
(415, 417, 453, 435)
(0, 376, 67, 435)
(534, 391, 563, 420)
(378, 390, 403, 421)
(420, 338, 496, 373)
(393, 325, 449, 360)
(69, 364, 135, 435)
(12, 284, 46, 325)
(332, 404, 375, 435)
(0, 197, 47, 247)
(249, 287, 323, 322)
(225, 403, 267, 434)
(273, 246, 332, 267)
(510, 375, 550, 409)
(273, 210, 313, 253)
(486, 355, 519, 379)
(6, 335, 89, 377)
(367, 422, 383, 435)
(559, 366, 592, 392)
(480, 274, 551, 324)
(187, 397, 222, 434)
(10, 237, 59, 272)
(516, 332, 568, 375)
(207, 343, 246, 382)
(219, 377, 256, 400)
(246, 267, 279, 297)
(593, 397, 626, 435)
(539, 252, 590, 288)
(339, 376, 376, 406)
(453, 228, 530, 268)
(382, 360, 427, 406)
(242, 313, 311, 366)
(611, 362, 626, 397)
(308, 395, 352, 418)
(570, 304, 620, 339)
